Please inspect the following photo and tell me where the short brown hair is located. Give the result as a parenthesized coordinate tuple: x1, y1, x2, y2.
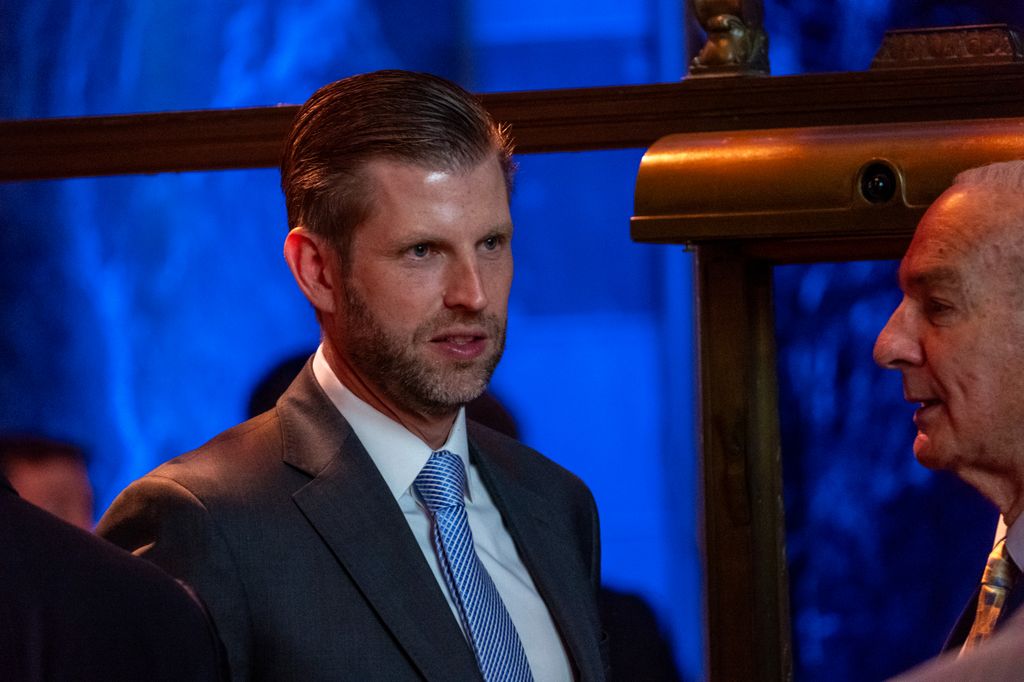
(280, 70, 515, 261)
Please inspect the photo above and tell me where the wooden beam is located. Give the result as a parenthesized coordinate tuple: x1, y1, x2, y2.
(4, 63, 1024, 181)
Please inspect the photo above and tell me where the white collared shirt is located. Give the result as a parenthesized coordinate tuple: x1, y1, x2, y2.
(1001, 515, 1024, 571)
(312, 346, 572, 682)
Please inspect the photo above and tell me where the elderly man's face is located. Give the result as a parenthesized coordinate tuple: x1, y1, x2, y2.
(873, 188, 1024, 478)
(332, 155, 513, 416)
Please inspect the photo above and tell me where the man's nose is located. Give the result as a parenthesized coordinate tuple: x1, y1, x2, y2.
(443, 256, 488, 312)
(873, 300, 922, 369)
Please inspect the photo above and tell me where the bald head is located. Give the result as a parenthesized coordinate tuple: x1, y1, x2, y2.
(955, 159, 1024, 194)
(929, 162, 1024, 306)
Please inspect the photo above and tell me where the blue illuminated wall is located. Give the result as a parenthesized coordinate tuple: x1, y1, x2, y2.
(1, 0, 696, 679)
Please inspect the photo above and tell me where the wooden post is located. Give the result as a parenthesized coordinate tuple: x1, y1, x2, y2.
(694, 243, 790, 680)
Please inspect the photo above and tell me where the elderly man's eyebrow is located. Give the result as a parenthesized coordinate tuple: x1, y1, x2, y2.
(901, 266, 963, 289)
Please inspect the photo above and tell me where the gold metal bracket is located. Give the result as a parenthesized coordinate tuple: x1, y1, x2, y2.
(688, 0, 769, 77)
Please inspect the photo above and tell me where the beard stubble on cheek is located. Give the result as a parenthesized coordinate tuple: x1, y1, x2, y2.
(342, 285, 506, 416)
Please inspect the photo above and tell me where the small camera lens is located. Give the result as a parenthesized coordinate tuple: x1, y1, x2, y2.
(860, 163, 898, 204)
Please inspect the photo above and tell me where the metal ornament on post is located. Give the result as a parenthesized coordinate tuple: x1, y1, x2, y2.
(689, 0, 769, 77)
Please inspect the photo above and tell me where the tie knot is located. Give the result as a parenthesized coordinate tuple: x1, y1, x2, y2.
(415, 450, 467, 513)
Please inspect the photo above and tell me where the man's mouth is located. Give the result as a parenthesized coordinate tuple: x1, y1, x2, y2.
(911, 398, 942, 426)
(430, 327, 487, 342)
(429, 330, 488, 359)
(436, 335, 481, 345)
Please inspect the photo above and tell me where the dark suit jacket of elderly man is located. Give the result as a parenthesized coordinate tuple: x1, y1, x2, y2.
(943, 581, 1024, 652)
(97, 363, 608, 681)
(888, 563, 1024, 680)
(0, 474, 224, 681)
(893, 608, 1024, 681)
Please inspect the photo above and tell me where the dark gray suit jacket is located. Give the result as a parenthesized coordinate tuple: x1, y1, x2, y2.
(943, 572, 1024, 651)
(97, 364, 607, 681)
(1, 474, 224, 681)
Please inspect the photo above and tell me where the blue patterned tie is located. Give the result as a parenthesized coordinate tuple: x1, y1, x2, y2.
(415, 450, 534, 682)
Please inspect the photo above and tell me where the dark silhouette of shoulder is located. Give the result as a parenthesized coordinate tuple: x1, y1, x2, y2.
(0, 474, 224, 681)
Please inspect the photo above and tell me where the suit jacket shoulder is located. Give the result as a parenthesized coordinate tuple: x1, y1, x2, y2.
(1, 478, 223, 681)
(98, 366, 481, 681)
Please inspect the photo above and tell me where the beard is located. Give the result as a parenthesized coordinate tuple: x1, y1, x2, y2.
(341, 285, 506, 417)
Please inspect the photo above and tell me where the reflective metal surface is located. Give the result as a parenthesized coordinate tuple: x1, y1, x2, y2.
(633, 116, 1024, 246)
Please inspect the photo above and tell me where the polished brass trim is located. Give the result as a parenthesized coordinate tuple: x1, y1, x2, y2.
(633, 117, 1024, 247)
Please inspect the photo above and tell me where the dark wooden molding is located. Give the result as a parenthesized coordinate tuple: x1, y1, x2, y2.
(0, 106, 298, 181)
(4, 63, 1024, 181)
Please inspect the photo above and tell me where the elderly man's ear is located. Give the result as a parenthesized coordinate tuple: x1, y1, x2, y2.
(284, 227, 341, 315)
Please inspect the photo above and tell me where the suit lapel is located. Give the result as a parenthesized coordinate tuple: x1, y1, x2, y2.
(944, 586, 978, 652)
(470, 436, 604, 681)
(279, 366, 482, 682)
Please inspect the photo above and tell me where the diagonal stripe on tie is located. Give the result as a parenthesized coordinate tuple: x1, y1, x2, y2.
(415, 450, 534, 682)
(960, 537, 1021, 657)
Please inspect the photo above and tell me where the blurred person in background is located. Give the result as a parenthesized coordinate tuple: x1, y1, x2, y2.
(0, 435, 93, 528)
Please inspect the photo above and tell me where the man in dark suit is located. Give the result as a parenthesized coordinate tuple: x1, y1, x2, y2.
(0, 471, 223, 681)
(98, 70, 606, 681)
(874, 160, 1024, 676)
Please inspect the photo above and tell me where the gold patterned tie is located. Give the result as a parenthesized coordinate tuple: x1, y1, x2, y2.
(959, 538, 1020, 656)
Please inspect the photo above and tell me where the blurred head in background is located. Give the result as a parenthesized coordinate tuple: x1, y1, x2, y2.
(0, 436, 94, 529)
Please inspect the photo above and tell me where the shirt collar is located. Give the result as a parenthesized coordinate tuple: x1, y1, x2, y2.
(312, 345, 470, 501)
(1001, 514, 1024, 570)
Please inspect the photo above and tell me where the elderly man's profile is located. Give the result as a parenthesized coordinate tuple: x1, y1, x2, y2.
(875, 160, 1024, 679)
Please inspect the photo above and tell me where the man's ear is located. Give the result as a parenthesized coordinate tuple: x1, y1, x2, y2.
(283, 227, 341, 314)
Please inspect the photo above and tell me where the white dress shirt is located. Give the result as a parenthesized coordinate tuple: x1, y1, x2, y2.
(1000, 515, 1024, 571)
(312, 346, 572, 681)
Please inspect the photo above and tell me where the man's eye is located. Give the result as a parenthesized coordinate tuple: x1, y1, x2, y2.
(925, 299, 952, 316)
(482, 236, 502, 251)
(409, 244, 430, 258)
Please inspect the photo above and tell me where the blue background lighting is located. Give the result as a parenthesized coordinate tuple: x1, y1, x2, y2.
(4, 1, 1024, 680)
(1, 0, 697, 677)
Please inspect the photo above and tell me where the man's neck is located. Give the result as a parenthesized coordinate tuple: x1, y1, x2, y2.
(958, 465, 1024, 526)
(322, 342, 457, 450)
